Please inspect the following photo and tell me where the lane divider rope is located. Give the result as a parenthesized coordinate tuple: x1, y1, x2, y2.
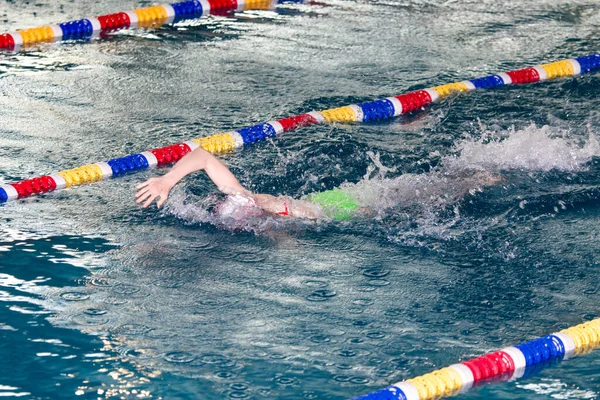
(351, 318, 600, 400)
(1, 54, 599, 203)
(0, 0, 308, 52)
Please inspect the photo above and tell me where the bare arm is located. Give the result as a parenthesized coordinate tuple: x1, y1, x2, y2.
(252, 194, 323, 219)
(136, 147, 247, 208)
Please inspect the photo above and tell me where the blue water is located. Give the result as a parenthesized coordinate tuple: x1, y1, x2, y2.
(1, 0, 600, 398)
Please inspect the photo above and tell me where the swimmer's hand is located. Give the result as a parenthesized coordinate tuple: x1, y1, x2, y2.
(136, 176, 176, 208)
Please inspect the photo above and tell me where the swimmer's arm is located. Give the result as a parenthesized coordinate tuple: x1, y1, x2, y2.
(251, 194, 323, 219)
(136, 147, 247, 208)
(164, 147, 246, 195)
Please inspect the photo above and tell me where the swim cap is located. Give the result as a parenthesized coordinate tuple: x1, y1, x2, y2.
(307, 189, 358, 221)
(215, 194, 263, 219)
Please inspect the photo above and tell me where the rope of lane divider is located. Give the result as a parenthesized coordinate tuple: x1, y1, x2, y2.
(1, 54, 599, 203)
(0, 0, 308, 52)
(352, 318, 600, 400)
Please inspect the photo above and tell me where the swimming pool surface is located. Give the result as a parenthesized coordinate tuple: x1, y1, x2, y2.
(1, 0, 600, 398)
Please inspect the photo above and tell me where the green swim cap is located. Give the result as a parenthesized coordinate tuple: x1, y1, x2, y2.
(307, 189, 358, 221)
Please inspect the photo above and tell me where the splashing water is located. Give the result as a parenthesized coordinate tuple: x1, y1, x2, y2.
(327, 125, 600, 216)
(442, 124, 600, 173)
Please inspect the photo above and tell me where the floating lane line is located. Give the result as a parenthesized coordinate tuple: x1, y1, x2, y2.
(351, 318, 600, 400)
(0, 0, 308, 52)
(0, 54, 599, 203)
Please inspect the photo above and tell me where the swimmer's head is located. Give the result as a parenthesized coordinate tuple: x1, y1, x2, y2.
(213, 194, 264, 220)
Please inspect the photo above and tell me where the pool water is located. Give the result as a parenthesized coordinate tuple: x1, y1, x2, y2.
(1, 0, 600, 398)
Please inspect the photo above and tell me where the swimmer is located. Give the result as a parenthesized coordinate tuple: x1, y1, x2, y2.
(136, 147, 326, 219)
(136, 147, 502, 221)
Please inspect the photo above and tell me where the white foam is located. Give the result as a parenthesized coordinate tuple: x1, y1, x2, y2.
(442, 125, 600, 173)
